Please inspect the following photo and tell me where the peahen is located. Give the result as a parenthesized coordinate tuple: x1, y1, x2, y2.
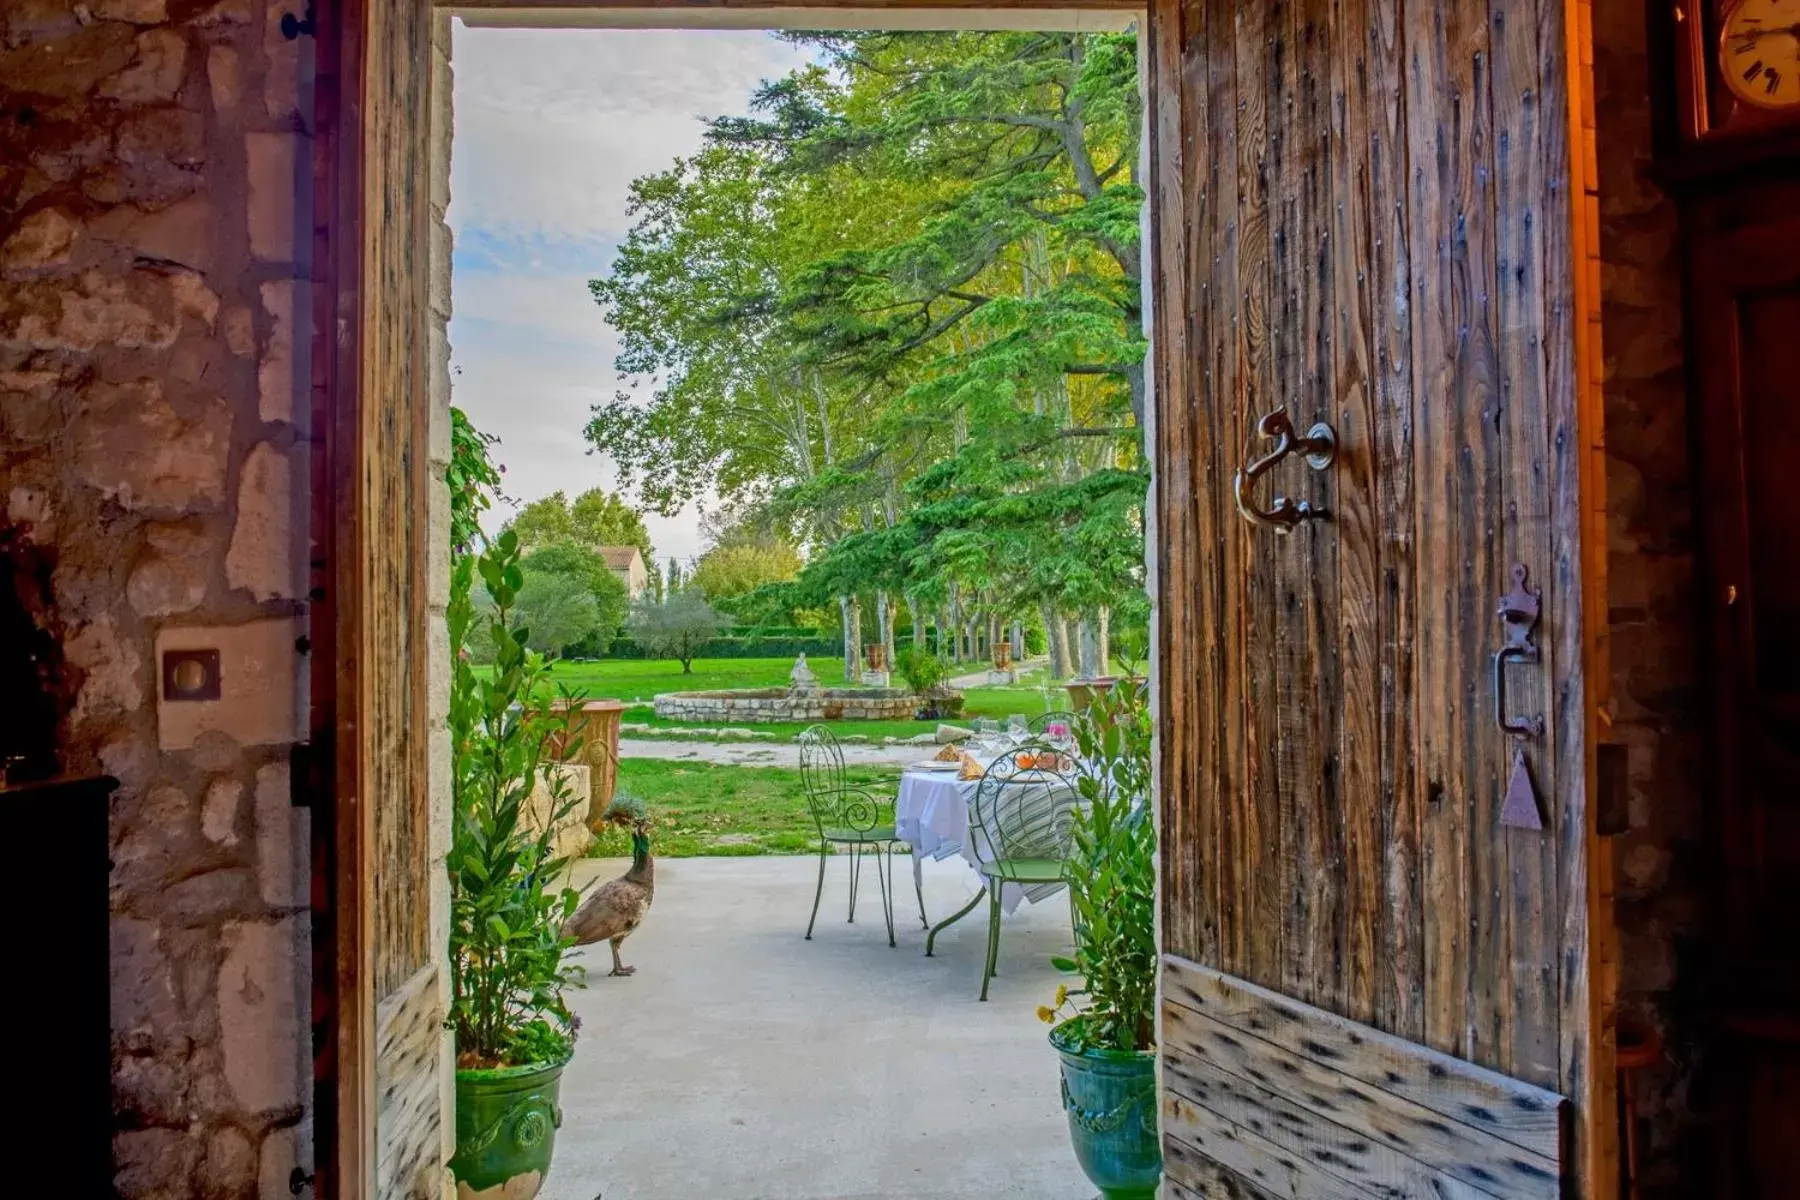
(562, 795, 654, 977)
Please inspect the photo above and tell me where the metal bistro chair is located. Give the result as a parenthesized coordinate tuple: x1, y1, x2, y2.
(1029, 710, 1077, 736)
(967, 742, 1082, 1000)
(798, 725, 927, 948)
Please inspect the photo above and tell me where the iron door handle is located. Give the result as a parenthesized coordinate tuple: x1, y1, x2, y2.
(1493, 644, 1546, 738)
(1232, 407, 1337, 533)
(1495, 563, 1545, 738)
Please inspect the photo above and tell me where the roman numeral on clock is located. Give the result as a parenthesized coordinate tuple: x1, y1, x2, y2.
(1767, 68, 1784, 97)
(1745, 59, 1766, 84)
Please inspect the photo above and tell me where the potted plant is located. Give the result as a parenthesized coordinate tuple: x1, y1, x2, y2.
(1039, 683, 1160, 1199)
(446, 516, 589, 1198)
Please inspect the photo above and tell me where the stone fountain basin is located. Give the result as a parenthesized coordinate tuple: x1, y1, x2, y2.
(653, 686, 918, 723)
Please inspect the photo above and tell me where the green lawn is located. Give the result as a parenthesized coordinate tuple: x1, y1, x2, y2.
(547, 655, 1064, 742)
(590, 759, 897, 857)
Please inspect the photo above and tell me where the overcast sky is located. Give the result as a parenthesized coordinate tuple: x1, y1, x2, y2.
(447, 24, 811, 564)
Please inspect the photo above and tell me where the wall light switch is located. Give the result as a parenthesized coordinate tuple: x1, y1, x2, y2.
(161, 648, 221, 701)
(155, 618, 305, 751)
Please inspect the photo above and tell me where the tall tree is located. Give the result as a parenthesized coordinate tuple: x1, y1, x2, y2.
(508, 488, 655, 564)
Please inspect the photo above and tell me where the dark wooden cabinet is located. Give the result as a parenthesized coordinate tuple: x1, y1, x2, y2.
(0, 774, 117, 1196)
(1684, 169, 1800, 1200)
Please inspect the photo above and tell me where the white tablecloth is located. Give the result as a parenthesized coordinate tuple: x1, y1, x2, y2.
(895, 765, 1066, 914)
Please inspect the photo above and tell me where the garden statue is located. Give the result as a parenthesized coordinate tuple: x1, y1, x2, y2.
(788, 653, 820, 695)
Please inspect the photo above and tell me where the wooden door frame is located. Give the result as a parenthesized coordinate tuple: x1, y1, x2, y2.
(307, 1, 1616, 1195)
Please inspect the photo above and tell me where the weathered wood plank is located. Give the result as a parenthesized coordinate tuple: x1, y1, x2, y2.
(1166, 1093, 1375, 1200)
(1148, 0, 1199, 962)
(1165, 996, 1561, 1199)
(1233, 0, 1282, 993)
(1164, 955, 1565, 1158)
(1293, 0, 1347, 1020)
(1166, 1136, 1289, 1200)
(1490, 0, 1560, 1091)
(1401, 0, 1472, 1069)
(1327, 0, 1383, 1031)
(1165, 1048, 1498, 1200)
(1542, 0, 1614, 1190)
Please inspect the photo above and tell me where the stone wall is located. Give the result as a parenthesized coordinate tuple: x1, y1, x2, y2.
(1592, 0, 1707, 1192)
(0, 1, 316, 1195)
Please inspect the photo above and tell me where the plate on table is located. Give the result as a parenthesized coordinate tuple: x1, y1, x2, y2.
(911, 760, 963, 773)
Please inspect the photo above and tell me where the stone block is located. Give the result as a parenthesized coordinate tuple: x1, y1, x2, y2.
(113, 1128, 201, 1200)
(223, 304, 254, 357)
(202, 776, 243, 845)
(226, 441, 301, 601)
(207, 44, 240, 113)
(155, 617, 304, 751)
(110, 915, 185, 1043)
(219, 918, 305, 1115)
(258, 1123, 312, 1200)
(0, 207, 78, 270)
(73, 377, 231, 514)
(256, 760, 306, 908)
(103, 194, 214, 273)
(99, 28, 188, 104)
(262, 0, 307, 123)
(67, 613, 146, 725)
(0, 270, 173, 351)
(246, 133, 302, 263)
(426, 471, 450, 608)
(95, 0, 168, 22)
(258, 279, 308, 425)
(128, 551, 207, 617)
(202, 1127, 257, 1195)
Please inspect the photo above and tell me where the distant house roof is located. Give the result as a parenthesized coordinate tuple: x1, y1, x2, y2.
(598, 546, 644, 571)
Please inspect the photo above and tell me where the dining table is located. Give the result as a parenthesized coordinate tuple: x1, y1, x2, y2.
(894, 748, 1077, 952)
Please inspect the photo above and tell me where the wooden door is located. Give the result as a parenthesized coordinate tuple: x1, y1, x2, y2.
(1146, 0, 1612, 1195)
(312, 0, 445, 1194)
(1688, 175, 1800, 1199)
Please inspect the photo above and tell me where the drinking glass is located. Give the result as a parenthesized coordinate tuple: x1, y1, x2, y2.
(1007, 714, 1028, 744)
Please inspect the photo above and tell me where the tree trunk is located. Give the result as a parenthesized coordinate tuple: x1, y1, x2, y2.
(847, 595, 863, 680)
(1097, 604, 1111, 675)
(838, 595, 855, 681)
(1044, 605, 1070, 679)
(876, 589, 895, 675)
(909, 595, 925, 656)
(1010, 621, 1024, 660)
(1077, 616, 1100, 678)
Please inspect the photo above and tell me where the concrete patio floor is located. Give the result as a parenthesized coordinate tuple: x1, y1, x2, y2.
(542, 854, 1092, 1200)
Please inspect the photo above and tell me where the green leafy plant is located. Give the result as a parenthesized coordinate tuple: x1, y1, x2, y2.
(896, 646, 948, 695)
(1039, 681, 1156, 1053)
(447, 424, 588, 1069)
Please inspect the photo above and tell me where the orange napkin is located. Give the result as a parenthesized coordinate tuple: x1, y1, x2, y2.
(959, 752, 984, 781)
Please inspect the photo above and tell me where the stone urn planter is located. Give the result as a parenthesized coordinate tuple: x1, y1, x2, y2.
(450, 1054, 571, 1199)
(1063, 676, 1118, 712)
(1050, 1023, 1161, 1200)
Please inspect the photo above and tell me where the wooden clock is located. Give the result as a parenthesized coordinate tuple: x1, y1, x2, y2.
(1669, 0, 1800, 146)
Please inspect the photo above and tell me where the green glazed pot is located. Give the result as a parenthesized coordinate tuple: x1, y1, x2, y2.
(450, 1054, 570, 1200)
(1050, 1023, 1162, 1200)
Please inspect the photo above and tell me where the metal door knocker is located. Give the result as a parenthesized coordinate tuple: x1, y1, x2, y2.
(1232, 407, 1337, 533)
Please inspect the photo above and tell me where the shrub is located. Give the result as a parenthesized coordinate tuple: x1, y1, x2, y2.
(447, 502, 586, 1068)
(897, 646, 948, 695)
(1039, 682, 1156, 1053)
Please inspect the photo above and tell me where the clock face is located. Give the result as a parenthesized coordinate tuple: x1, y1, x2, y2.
(1721, 0, 1800, 111)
